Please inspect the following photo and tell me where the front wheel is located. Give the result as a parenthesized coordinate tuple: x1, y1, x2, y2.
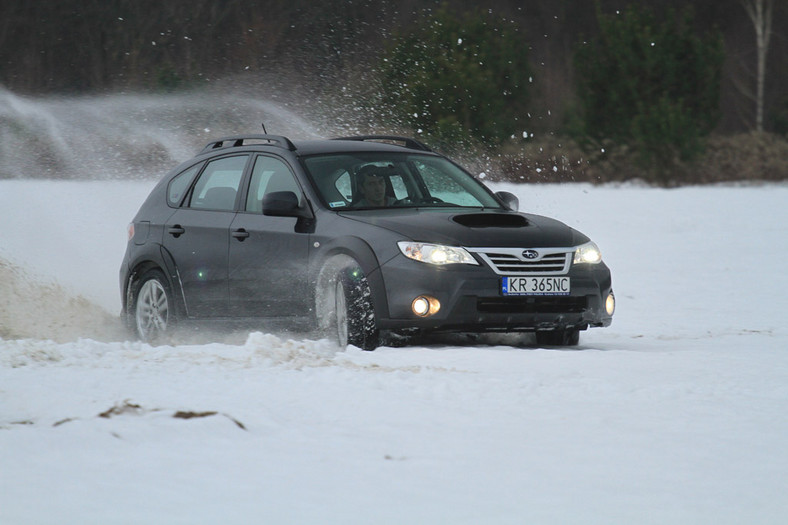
(131, 269, 175, 343)
(334, 270, 379, 351)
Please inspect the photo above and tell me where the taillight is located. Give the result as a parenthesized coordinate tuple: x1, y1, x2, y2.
(127, 223, 135, 241)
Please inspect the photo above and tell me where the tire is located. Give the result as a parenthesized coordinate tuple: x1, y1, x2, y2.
(535, 328, 580, 347)
(131, 269, 175, 343)
(335, 269, 379, 351)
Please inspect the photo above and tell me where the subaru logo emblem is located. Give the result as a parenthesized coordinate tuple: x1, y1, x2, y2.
(522, 249, 539, 260)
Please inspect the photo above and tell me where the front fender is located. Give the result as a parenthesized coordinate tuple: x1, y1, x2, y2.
(312, 238, 391, 325)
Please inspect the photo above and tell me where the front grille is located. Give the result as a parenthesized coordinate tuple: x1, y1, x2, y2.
(477, 296, 587, 314)
(468, 247, 572, 275)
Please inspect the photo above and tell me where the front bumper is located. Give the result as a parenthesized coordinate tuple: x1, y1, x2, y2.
(374, 254, 613, 335)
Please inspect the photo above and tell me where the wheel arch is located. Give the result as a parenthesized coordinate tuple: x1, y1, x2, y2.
(312, 237, 391, 325)
(123, 246, 186, 319)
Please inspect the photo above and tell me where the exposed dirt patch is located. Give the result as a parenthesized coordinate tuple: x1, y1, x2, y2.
(0, 257, 126, 342)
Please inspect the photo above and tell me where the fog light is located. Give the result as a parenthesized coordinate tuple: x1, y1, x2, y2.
(605, 292, 616, 316)
(412, 295, 441, 317)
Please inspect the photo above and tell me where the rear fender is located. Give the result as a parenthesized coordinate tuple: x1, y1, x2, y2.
(123, 244, 187, 319)
(158, 245, 189, 318)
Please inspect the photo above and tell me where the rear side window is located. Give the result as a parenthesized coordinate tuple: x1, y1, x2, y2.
(188, 155, 249, 211)
(167, 164, 201, 206)
(334, 171, 352, 202)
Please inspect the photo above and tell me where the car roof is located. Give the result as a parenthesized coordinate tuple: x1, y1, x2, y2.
(197, 134, 438, 158)
(293, 139, 434, 156)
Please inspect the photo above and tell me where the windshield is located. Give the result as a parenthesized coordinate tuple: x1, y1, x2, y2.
(302, 153, 503, 210)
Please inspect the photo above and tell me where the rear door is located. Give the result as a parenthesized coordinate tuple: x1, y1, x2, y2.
(228, 154, 310, 317)
(163, 154, 250, 317)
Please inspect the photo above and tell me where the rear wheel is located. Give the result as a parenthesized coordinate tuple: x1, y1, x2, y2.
(131, 269, 175, 343)
(535, 328, 580, 347)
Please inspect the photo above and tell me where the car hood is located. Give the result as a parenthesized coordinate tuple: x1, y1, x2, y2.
(338, 208, 585, 247)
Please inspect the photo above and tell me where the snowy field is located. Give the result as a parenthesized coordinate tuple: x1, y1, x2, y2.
(1, 178, 788, 524)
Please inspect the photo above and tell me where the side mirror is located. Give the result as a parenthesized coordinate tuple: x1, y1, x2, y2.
(495, 191, 519, 212)
(262, 191, 310, 218)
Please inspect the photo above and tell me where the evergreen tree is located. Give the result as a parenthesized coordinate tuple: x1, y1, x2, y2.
(379, 6, 532, 147)
(574, 5, 724, 167)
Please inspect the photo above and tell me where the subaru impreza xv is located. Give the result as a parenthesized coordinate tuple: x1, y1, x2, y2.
(120, 135, 614, 349)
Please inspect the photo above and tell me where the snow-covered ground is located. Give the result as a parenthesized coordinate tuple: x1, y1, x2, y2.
(2, 178, 788, 524)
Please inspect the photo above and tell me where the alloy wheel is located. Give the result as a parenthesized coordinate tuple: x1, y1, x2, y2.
(136, 278, 169, 341)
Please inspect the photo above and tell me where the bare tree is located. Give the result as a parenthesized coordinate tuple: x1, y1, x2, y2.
(740, 0, 773, 132)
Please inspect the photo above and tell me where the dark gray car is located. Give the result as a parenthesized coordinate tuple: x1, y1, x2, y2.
(120, 135, 614, 349)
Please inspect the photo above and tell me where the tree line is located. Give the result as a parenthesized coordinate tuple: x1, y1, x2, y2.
(1, 0, 786, 183)
(2, 0, 784, 131)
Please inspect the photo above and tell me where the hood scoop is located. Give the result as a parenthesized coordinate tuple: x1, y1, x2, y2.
(452, 213, 528, 228)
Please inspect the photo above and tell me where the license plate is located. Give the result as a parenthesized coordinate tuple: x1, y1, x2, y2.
(502, 276, 570, 296)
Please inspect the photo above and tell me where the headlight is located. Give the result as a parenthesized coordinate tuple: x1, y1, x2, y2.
(398, 242, 478, 266)
(574, 241, 602, 264)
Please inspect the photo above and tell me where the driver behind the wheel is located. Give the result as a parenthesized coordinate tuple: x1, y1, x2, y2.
(355, 165, 396, 208)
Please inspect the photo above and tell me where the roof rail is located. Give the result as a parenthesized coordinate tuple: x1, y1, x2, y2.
(331, 135, 433, 152)
(199, 134, 296, 153)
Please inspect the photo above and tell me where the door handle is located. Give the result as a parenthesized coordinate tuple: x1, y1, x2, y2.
(167, 225, 185, 238)
(232, 228, 250, 241)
